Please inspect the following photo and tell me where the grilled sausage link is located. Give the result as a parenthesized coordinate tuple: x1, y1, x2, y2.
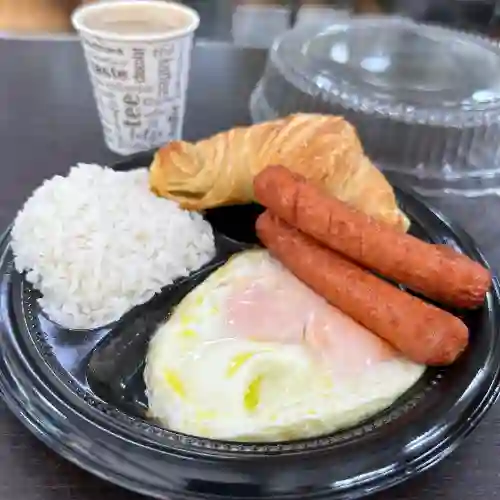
(256, 211, 469, 366)
(254, 165, 491, 309)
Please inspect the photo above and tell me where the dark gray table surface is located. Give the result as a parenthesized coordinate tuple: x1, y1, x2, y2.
(1, 38, 500, 500)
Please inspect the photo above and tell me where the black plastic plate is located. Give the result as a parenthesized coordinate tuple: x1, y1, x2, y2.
(0, 152, 498, 500)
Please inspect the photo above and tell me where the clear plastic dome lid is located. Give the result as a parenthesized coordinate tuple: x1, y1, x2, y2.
(251, 16, 500, 196)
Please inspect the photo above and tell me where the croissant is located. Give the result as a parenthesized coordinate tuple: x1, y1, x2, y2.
(150, 113, 410, 231)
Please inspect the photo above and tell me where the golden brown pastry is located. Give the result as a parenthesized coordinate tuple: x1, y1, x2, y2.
(150, 113, 410, 231)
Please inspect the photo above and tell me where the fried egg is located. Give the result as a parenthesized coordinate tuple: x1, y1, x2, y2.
(144, 250, 425, 442)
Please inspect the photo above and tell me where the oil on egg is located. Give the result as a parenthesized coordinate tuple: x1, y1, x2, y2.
(144, 250, 425, 442)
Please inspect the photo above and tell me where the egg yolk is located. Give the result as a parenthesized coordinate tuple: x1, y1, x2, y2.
(164, 369, 186, 399)
(244, 375, 263, 412)
(225, 263, 397, 378)
(227, 352, 259, 377)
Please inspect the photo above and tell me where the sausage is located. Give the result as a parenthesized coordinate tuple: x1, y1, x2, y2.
(256, 211, 469, 366)
(253, 165, 491, 309)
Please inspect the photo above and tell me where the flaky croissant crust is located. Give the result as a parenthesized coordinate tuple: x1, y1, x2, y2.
(150, 113, 409, 231)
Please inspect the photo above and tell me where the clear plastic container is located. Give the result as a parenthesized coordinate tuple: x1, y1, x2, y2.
(250, 16, 500, 196)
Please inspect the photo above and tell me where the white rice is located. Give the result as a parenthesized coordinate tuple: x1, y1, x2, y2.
(11, 163, 216, 330)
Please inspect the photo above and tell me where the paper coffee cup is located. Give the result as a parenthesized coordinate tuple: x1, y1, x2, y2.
(72, 0, 199, 155)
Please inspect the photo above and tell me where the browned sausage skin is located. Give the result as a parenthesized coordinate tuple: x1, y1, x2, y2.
(256, 211, 469, 366)
(254, 165, 491, 309)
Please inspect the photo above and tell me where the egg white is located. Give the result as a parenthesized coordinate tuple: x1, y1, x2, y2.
(144, 250, 425, 442)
